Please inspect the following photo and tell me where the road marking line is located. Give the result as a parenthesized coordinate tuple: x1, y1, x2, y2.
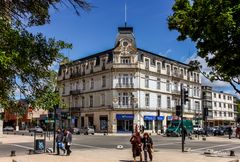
(10, 144, 32, 150)
(191, 143, 234, 151)
(222, 146, 240, 151)
(72, 143, 108, 149)
(155, 142, 181, 146)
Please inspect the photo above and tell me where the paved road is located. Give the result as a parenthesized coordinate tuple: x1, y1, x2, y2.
(1, 135, 240, 157)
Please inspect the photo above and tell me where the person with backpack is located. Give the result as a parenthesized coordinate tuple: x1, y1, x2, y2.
(56, 128, 65, 155)
(142, 132, 153, 162)
(130, 132, 143, 162)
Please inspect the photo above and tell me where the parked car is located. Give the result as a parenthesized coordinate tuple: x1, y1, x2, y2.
(3, 126, 14, 131)
(193, 125, 203, 134)
(28, 126, 43, 133)
(80, 126, 95, 135)
(73, 128, 80, 134)
(213, 127, 224, 136)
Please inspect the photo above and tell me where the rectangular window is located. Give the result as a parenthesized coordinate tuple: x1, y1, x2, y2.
(223, 95, 226, 100)
(224, 103, 226, 108)
(219, 94, 221, 99)
(101, 94, 105, 106)
(219, 102, 221, 107)
(214, 93, 216, 98)
(82, 79, 85, 90)
(162, 61, 165, 69)
(62, 84, 65, 94)
(144, 120, 153, 130)
(102, 76, 106, 87)
(167, 97, 171, 108)
(81, 96, 85, 107)
(195, 101, 200, 111)
(145, 59, 149, 69)
(214, 102, 217, 107)
(145, 76, 149, 88)
(214, 111, 217, 116)
(122, 92, 129, 106)
(145, 94, 150, 106)
(89, 95, 93, 107)
(90, 78, 94, 89)
(157, 62, 161, 73)
(224, 112, 226, 117)
(157, 95, 161, 107)
(166, 80, 170, 92)
(188, 100, 191, 110)
(157, 78, 161, 89)
(166, 65, 170, 75)
(123, 74, 129, 85)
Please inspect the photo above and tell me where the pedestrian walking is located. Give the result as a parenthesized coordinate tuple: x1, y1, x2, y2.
(142, 132, 153, 162)
(64, 130, 72, 156)
(130, 132, 143, 162)
(228, 126, 233, 139)
(56, 128, 65, 155)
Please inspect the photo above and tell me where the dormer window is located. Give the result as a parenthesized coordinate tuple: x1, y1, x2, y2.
(145, 59, 149, 69)
(121, 57, 131, 64)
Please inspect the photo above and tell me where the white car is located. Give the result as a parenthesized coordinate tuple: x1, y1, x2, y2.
(193, 125, 203, 133)
(80, 126, 95, 135)
(29, 126, 43, 133)
(3, 126, 14, 131)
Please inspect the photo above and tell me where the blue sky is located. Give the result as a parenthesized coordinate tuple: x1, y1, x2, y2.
(26, 0, 239, 97)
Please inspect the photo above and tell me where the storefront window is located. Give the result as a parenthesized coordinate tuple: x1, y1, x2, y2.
(144, 120, 153, 130)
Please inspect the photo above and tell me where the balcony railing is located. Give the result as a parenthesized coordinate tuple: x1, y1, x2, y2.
(116, 83, 134, 88)
(70, 89, 82, 95)
(172, 72, 183, 79)
(113, 63, 138, 69)
(172, 89, 181, 95)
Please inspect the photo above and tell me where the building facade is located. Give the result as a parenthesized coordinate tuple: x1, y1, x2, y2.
(57, 27, 202, 133)
(202, 86, 237, 126)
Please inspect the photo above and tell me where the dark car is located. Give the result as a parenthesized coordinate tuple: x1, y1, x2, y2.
(213, 127, 224, 136)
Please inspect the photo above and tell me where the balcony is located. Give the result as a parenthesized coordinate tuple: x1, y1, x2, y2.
(70, 89, 82, 95)
(172, 72, 183, 79)
(70, 107, 81, 112)
(116, 83, 134, 88)
(172, 89, 181, 95)
(113, 63, 138, 69)
(70, 73, 82, 79)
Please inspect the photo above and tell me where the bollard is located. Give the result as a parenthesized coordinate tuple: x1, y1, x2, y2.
(230, 150, 235, 156)
(10, 150, 16, 156)
(28, 149, 34, 155)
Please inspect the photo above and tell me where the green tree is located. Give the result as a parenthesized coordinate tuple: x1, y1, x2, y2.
(0, 0, 91, 109)
(168, 0, 240, 93)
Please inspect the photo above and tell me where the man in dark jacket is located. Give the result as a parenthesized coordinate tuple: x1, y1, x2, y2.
(64, 130, 72, 156)
(228, 126, 233, 139)
(142, 132, 153, 162)
(56, 128, 65, 155)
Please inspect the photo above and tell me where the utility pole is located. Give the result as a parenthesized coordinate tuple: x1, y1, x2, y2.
(180, 84, 184, 152)
(181, 84, 189, 152)
(53, 105, 58, 153)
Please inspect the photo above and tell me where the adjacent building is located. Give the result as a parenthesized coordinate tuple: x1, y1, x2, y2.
(202, 86, 237, 126)
(57, 27, 202, 133)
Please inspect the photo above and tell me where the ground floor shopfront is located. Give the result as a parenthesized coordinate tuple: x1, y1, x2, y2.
(74, 110, 196, 133)
(206, 120, 235, 127)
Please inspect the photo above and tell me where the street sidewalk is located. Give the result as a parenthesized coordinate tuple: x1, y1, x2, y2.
(0, 148, 238, 162)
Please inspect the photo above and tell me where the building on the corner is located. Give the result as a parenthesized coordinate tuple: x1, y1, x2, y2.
(202, 86, 237, 126)
(57, 27, 202, 133)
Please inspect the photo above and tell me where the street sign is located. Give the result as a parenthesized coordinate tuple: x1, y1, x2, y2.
(45, 120, 55, 123)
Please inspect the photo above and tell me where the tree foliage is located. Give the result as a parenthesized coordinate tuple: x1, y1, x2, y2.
(168, 0, 240, 93)
(0, 0, 91, 109)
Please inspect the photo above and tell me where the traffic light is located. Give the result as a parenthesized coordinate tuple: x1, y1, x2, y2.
(176, 105, 181, 117)
(183, 89, 189, 104)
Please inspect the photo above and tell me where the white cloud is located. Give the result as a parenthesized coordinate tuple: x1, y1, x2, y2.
(159, 48, 172, 57)
(185, 54, 234, 92)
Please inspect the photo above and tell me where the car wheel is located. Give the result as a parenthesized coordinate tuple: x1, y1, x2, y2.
(92, 133, 94, 135)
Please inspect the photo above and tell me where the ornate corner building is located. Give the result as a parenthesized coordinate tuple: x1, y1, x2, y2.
(57, 27, 202, 133)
